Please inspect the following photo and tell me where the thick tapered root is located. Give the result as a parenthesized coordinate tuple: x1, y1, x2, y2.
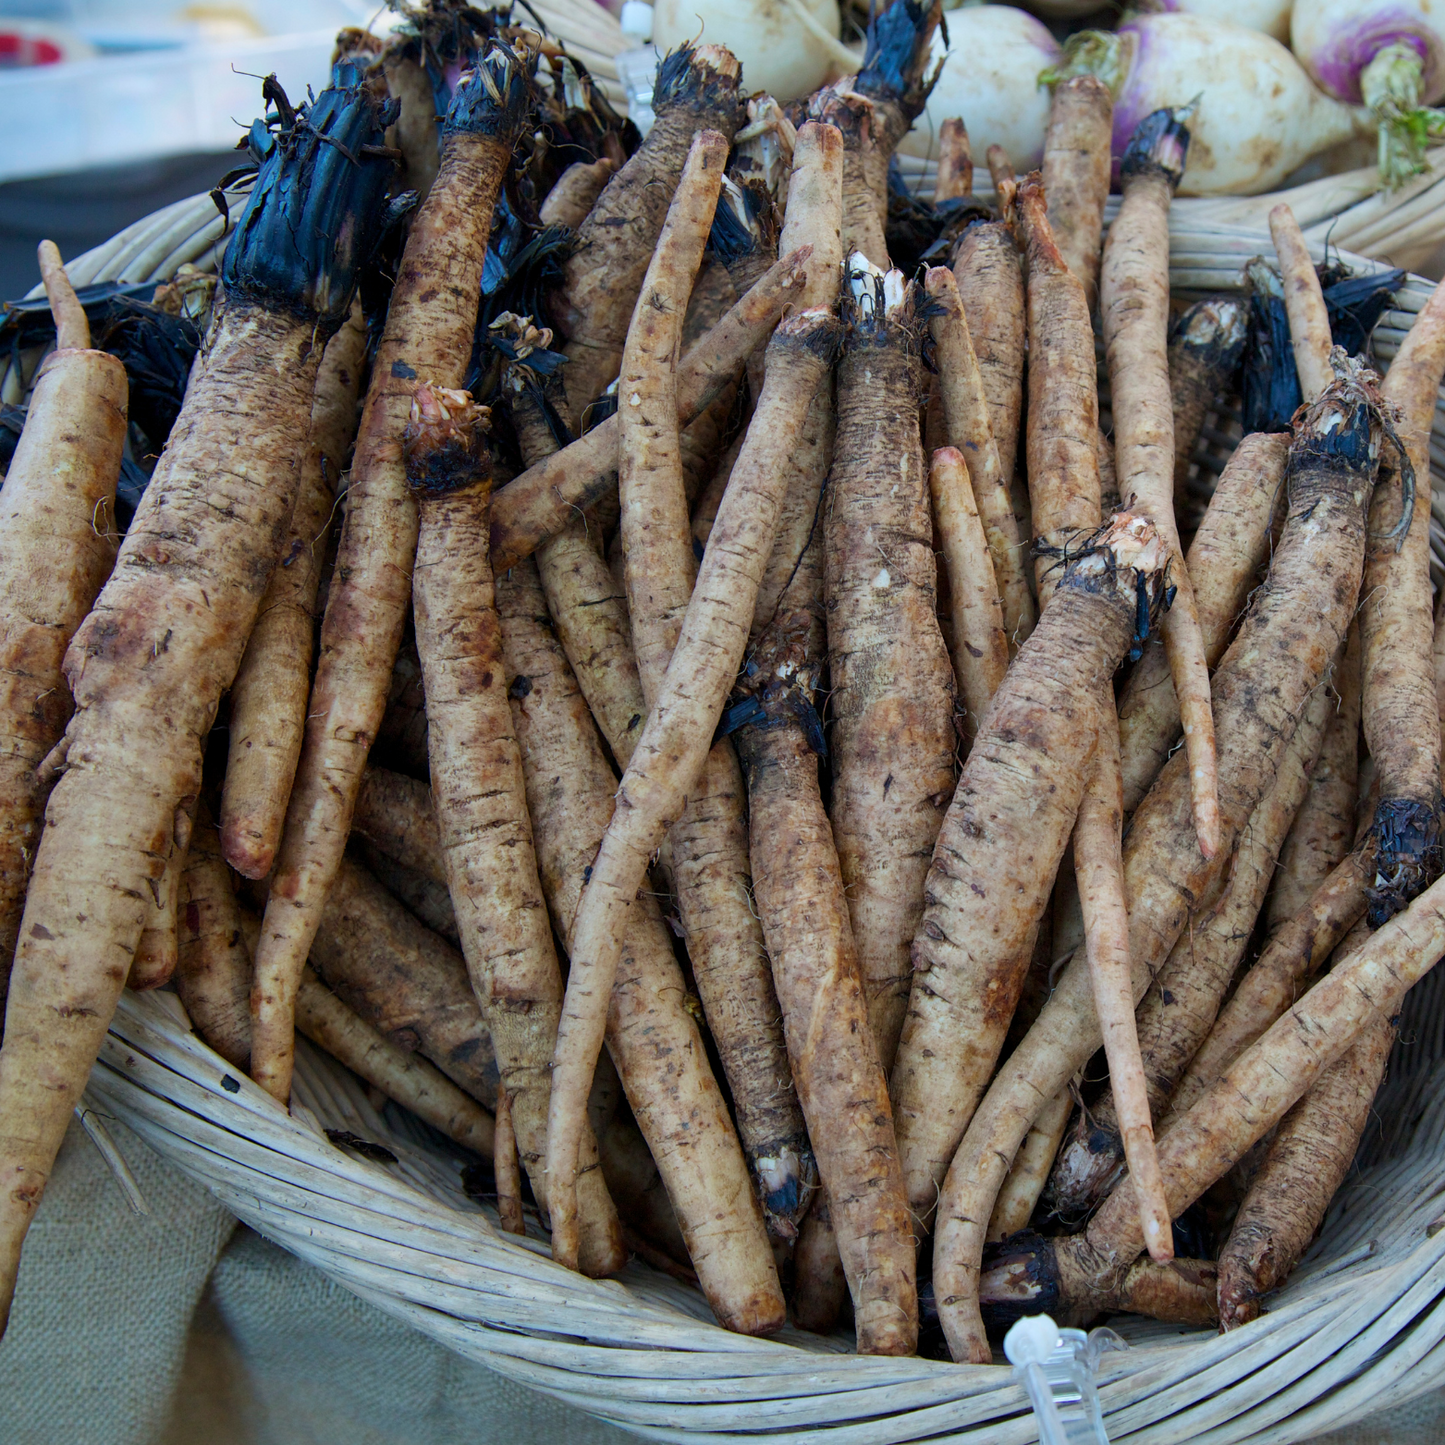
(1103, 107, 1218, 859)
(1360, 272, 1445, 923)
(1217, 1006, 1393, 1328)
(1041, 76, 1112, 307)
(826, 259, 956, 1070)
(0, 298, 125, 993)
(1017, 174, 1100, 609)
(951, 221, 1025, 518)
(403, 383, 624, 1276)
(221, 304, 366, 878)
(736, 614, 917, 1354)
(488, 248, 810, 572)
(498, 558, 784, 1333)
(548, 131, 818, 1280)
(892, 515, 1169, 1236)
(1118, 433, 1288, 814)
(555, 43, 743, 424)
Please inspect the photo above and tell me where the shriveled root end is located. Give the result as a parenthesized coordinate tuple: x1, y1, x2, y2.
(1217, 1234, 1272, 1330)
(1366, 797, 1444, 926)
(1120, 104, 1194, 191)
(755, 1140, 817, 1242)
(855, 0, 944, 127)
(655, 41, 743, 126)
(1047, 1114, 1125, 1220)
(403, 385, 492, 496)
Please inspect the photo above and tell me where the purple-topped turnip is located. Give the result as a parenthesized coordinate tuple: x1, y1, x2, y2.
(1049, 13, 1364, 194)
(1292, 0, 1445, 183)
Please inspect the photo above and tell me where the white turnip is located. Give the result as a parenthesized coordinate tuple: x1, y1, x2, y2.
(899, 7, 1061, 170)
(1052, 14, 1364, 195)
(653, 0, 842, 103)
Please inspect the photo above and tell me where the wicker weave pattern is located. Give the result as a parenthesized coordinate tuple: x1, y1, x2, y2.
(8, 37, 1445, 1425)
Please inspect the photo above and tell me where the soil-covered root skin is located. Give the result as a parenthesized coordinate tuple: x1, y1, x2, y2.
(1119, 430, 1288, 815)
(1017, 173, 1100, 599)
(176, 803, 253, 1071)
(495, 560, 784, 1335)
(351, 766, 444, 883)
(1169, 295, 1249, 498)
(1358, 264, 1445, 926)
(1217, 1010, 1395, 1330)
(250, 47, 534, 1107)
(891, 515, 1170, 1234)
(487, 248, 809, 572)
(220, 303, 366, 881)
(0, 66, 399, 1338)
(734, 617, 917, 1356)
(824, 257, 956, 1070)
(1041, 74, 1112, 307)
(308, 855, 500, 1111)
(951, 223, 1025, 506)
(556, 42, 744, 424)
(402, 383, 625, 1278)
(1050, 664, 1335, 1219)
(1105, 105, 1218, 857)
(0, 339, 125, 992)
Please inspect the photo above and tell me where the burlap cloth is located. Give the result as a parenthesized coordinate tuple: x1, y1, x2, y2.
(0, 1115, 1437, 1444)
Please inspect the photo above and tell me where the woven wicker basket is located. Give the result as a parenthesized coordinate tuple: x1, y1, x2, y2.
(24, 193, 1443, 1439)
(10, 16, 1445, 1433)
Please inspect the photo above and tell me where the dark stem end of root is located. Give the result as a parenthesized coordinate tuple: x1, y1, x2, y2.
(1366, 797, 1445, 926)
(403, 384, 493, 497)
(856, 0, 945, 127)
(1120, 104, 1194, 191)
(444, 41, 538, 141)
(979, 1230, 1064, 1334)
(221, 61, 399, 327)
(754, 1140, 818, 1241)
(727, 612, 826, 755)
(1172, 294, 1248, 377)
(654, 41, 744, 129)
